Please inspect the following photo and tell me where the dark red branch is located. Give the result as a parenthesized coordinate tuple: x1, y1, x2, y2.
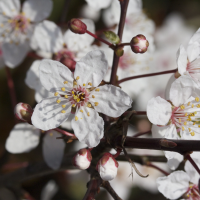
(118, 69, 177, 84)
(133, 130, 151, 138)
(5, 67, 17, 111)
(186, 154, 200, 175)
(147, 162, 169, 176)
(110, 0, 130, 85)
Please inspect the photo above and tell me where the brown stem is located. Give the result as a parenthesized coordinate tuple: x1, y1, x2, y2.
(53, 128, 75, 137)
(110, 0, 130, 85)
(117, 42, 130, 47)
(118, 69, 177, 84)
(82, 176, 102, 200)
(133, 130, 151, 138)
(5, 67, 17, 111)
(101, 181, 122, 200)
(113, 148, 122, 158)
(147, 162, 169, 176)
(186, 154, 200, 175)
(59, 0, 71, 24)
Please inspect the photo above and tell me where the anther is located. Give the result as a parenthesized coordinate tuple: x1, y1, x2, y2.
(72, 91, 74, 94)
(61, 110, 66, 113)
(184, 122, 187, 125)
(188, 128, 191, 132)
(191, 132, 195, 136)
(80, 110, 83, 113)
(75, 116, 78, 121)
(187, 102, 191, 106)
(61, 87, 65, 91)
(72, 104, 76, 107)
(95, 88, 100, 92)
(62, 105, 66, 108)
(193, 122, 196, 125)
(185, 113, 188, 116)
(87, 103, 92, 108)
(83, 83, 86, 86)
(74, 81, 77, 85)
(92, 95, 95, 98)
(195, 97, 199, 102)
(76, 76, 80, 80)
(182, 126, 185, 131)
(88, 82, 92, 86)
(179, 118, 181, 122)
(87, 112, 90, 116)
(54, 92, 59, 96)
(192, 104, 194, 108)
(94, 102, 99, 106)
(198, 125, 200, 128)
(65, 95, 68, 98)
(56, 99, 61, 104)
(180, 105, 185, 110)
(64, 81, 68, 84)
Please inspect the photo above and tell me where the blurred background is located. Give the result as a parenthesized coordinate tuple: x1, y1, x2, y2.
(0, 0, 200, 199)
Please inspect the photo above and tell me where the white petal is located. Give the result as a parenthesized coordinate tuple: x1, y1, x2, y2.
(165, 124, 179, 140)
(31, 20, 63, 53)
(147, 96, 172, 125)
(157, 171, 190, 200)
(64, 18, 95, 52)
(22, 0, 53, 22)
(43, 130, 65, 169)
(5, 123, 40, 153)
(151, 124, 168, 138)
(60, 114, 74, 130)
(90, 84, 132, 117)
(165, 74, 176, 100)
(85, 0, 112, 10)
(41, 180, 58, 200)
(177, 45, 188, 76)
(187, 42, 199, 62)
(39, 59, 74, 93)
(2, 42, 30, 68)
(169, 76, 194, 107)
(31, 97, 71, 130)
(71, 106, 104, 148)
(74, 50, 108, 88)
(167, 153, 183, 170)
(188, 28, 200, 45)
(0, 0, 20, 18)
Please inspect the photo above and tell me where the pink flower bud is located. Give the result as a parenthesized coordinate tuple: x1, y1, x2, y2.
(14, 103, 33, 124)
(68, 18, 87, 34)
(60, 57, 76, 72)
(130, 34, 149, 54)
(96, 153, 119, 181)
(73, 149, 92, 170)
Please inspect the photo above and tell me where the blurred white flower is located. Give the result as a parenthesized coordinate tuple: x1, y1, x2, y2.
(31, 51, 132, 147)
(0, 0, 53, 68)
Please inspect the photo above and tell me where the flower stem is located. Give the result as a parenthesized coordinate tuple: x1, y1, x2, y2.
(110, 0, 130, 85)
(186, 154, 200, 175)
(53, 128, 75, 137)
(133, 130, 151, 138)
(59, 0, 71, 24)
(118, 69, 177, 84)
(117, 42, 130, 47)
(85, 30, 114, 48)
(5, 67, 17, 110)
(113, 148, 122, 158)
(147, 162, 169, 176)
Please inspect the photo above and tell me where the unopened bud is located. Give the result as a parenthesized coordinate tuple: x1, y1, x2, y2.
(103, 31, 120, 44)
(115, 46, 124, 57)
(73, 148, 92, 170)
(130, 34, 149, 54)
(60, 57, 76, 72)
(96, 153, 118, 181)
(68, 18, 87, 34)
(15, 103, 33, 124)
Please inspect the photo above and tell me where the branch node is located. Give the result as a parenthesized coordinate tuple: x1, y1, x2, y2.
(160, 139, 177, 148)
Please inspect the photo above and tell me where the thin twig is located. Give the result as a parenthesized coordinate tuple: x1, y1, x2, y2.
(59, 0, 71, 24)
(101, 181, 122, 200)
(118, 69, 177, 84)
(186, 154, 200, 175)
(147, 162, 169, 176)
(133, 130, 151, 138)
(110, 0, 130, 85)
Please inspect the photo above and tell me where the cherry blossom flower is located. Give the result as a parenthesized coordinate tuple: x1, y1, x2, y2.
(31, 50, 132, 147)
(0, 0, 53, 68)
(6, 123, 65, 169)
(177, 28, 200, 86)
(85, 0, 112, 11)
(157, 159, 200, 200)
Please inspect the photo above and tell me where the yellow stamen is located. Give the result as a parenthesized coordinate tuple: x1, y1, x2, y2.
(87, 103, 92, 108)
(184, 122, 187, 125)
(92, 95, 95, 98)
(76, 76, 80, 80)
(61, 110, 66, 113)
(195, 97, 199, 102)
(88, 82, 92, 86)
(61, 87, 65, 91)
(56, 99, 61, 104)
(191, 132, 195, 136)
(83, 83, 86, 86)
(54, 92, 59, 96)
(182, 126, 185, 131)
(72, 91, 74, 94)
(195, 111, 197, 114)
(64, 81, 68, 84)
(74, 81, 77, 85)
(180, 105, 185, 110)
(77, 98, 80, 102)
(192, 104, 194, 108)
(179, 118, 181, 122)
(65, 95, 68, 98)
(185, 113, 188, 116)
(62, 105, 66, 108)
(193, 122, 196, 125)
(94, 102, 99, 106)
(87, 112, 90, 116)
(187, 102, 191, 106)
(75, 116, 78, 121)
(95, 88, 100, 92)
(80, 110, 83, 113)
(72, 104, 76, 107)
(188, 128, 191, 132)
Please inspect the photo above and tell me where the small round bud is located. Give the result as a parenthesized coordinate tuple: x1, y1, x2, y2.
(60, 57, 76, 72)
(115, 46, 124, 57)
(96, 153, 119, 181)
(68, 18, 87, 34)
(73, 148, 92, 170)
(15, 103, 33, 124)
(130, 34, 149, 54)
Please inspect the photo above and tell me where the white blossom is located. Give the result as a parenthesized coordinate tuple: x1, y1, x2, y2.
(31, 50, 132, 148)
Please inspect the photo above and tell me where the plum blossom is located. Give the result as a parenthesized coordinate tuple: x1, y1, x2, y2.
(157, 156, 200, 200)
(177, 28, 200, 87)
(0, 0, 53, 68)
(31, 50, 132, 148)
(6, 123, 65, 169)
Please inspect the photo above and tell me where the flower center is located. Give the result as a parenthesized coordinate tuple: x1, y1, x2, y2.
(171, 97, 200, 137)
(185, 184, 200, 200)
(53, 48, 76, 72)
